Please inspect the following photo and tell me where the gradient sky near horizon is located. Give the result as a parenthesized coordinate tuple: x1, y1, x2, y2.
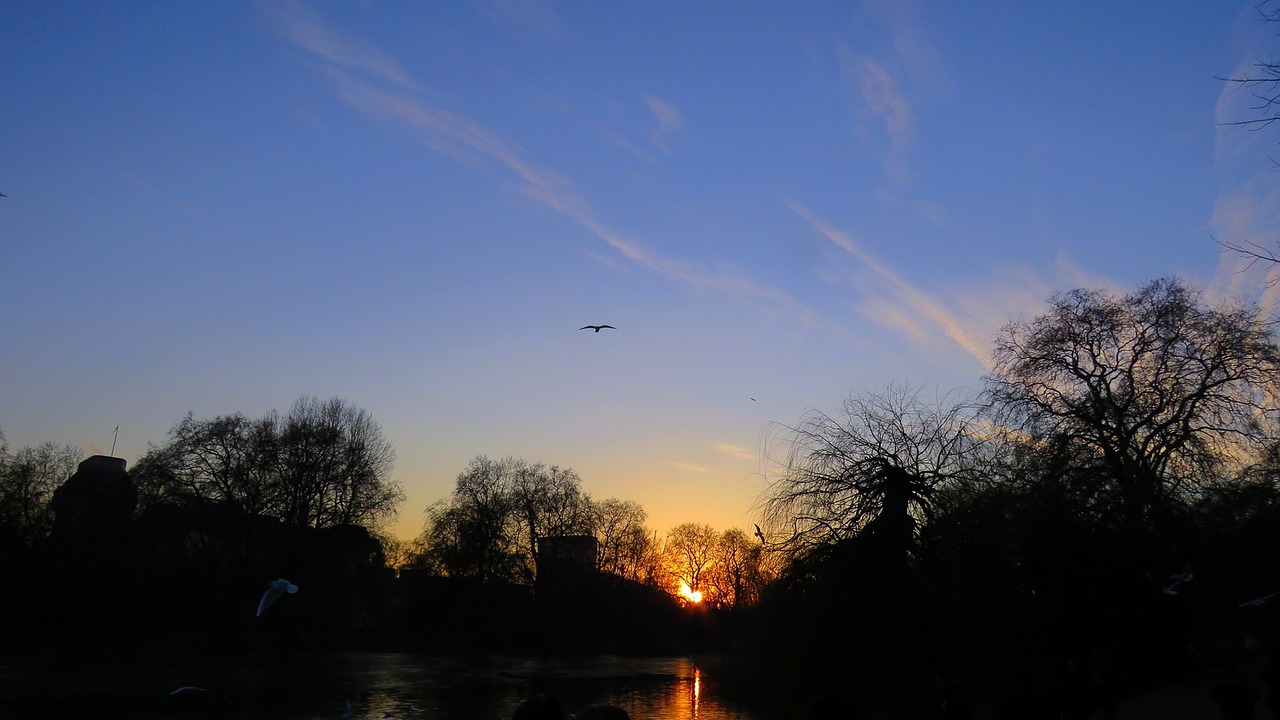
(5, 1, 1280, 543)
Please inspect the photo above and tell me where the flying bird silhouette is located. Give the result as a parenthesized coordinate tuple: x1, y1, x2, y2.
(256, 578, 298, 616)
(754, 523, 766, 543)
(580, 325, 616, 332)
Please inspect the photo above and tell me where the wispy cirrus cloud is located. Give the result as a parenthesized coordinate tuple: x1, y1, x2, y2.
(473, 0, 562, 36)
(258, 0, 415, 89)
(263, 1, 807, 319)
(786, 199, 990, 369)
(645, 96, 684, 154)
(673, 461, 711, 473)
(839, 44, 913, 185)
(713, 442, 754, 461)
(1206, 175, 1280, 315)
(834, 1, 947, 189)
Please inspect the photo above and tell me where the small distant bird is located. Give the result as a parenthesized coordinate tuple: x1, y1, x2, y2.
(257, 578, 299, 616)
(169, 686, 207, 696)
(1240, 592, 1278, 608)
(580, 325, 616, 332)
(0, 192, 7, 197)
(754, 523, 766, 543)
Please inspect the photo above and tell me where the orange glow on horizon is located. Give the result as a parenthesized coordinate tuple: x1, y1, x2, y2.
(678, 581, 703, 604)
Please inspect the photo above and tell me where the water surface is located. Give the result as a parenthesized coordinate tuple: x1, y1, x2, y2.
(1, 651, 762, 719)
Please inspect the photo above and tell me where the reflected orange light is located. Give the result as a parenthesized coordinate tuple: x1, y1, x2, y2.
(677, 581, 703, 604)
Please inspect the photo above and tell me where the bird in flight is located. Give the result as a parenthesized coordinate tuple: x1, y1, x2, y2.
(256, 577, 299, 616)
(580, 325, 616, 332)
(754, 523, 766, 544)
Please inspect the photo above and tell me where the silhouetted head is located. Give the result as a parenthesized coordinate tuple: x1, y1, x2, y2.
(575, 704, 631, 720)
(513, 694, 567, 720)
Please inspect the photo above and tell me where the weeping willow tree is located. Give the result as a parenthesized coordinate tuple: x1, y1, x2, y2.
(759, 381, 986, 564)
(755, 382, 987, 714)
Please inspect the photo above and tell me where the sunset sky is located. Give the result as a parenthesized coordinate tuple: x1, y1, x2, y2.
(4, 1, 1280, 542)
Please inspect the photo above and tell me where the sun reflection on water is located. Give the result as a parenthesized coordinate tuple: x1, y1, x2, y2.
(692, 666, 701, 718)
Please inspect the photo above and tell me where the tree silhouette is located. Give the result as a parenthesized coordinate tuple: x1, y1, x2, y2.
(705, 528, 769, 609)
(663, 522, 718, 599)
(0, 436, 81, 546)
(416, 456, 523, 583)
(508, 461, 594, 584)
(759, 381, 984, 561)
(273, 396, 401, 530)
(131, 412, 276, 518)
(757, 383, 985, 714)
(986, 277, 1280, 530)
(591, 497, 656, 581)
(132, 397, 403, 532)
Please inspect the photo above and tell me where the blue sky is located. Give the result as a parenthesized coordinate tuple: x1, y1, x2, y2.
(4, 1, 1280, 542)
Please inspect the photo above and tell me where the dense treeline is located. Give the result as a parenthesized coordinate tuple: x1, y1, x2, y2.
(745, 277, 1280, 718)
(131, 396, 404, 531)
(408, 455, 775, 611)
(0, 397, 409, 646)
(0, 398, 763, 653)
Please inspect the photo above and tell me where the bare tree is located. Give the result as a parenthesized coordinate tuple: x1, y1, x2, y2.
(705, 528, 768, 609)
(273, 396, 401, 530)
(416, 497, 523, 583)
(986, 277, 1280, 528)
(416, 456, 522, 582)
(591, 497, 653, 579)
(132, 412, 277, 516)
(133, 397, 402, 532)
(0, 439, 82, 545)
(508, 461, 593, 584)
(759, 382, 984, 561)
(663, 522, 719, 598)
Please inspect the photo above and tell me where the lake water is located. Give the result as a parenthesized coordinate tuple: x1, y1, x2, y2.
(1, 651, 765, 719)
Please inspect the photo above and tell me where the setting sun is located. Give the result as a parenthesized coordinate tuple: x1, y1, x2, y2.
(678, 581, 703, 604)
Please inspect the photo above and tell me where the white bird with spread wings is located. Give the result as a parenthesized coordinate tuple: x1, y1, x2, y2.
(257, 578, 298, 616)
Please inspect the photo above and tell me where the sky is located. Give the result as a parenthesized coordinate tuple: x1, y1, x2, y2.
(5, 1, 1280, 543)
